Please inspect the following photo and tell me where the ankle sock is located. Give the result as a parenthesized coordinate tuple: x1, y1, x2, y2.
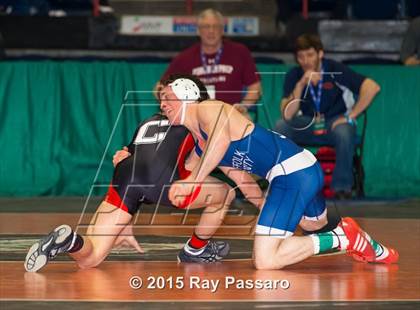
(67, 233, 84, 253)
(310, 226, 349, 255)
(185, 233, 209, 255)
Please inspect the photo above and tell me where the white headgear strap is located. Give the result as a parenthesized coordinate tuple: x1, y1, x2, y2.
(168, 78, 201, 125)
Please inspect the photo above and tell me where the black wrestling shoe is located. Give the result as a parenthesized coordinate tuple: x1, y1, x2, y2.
(177, 240, 230, 263)
(24, 225, 74, 272)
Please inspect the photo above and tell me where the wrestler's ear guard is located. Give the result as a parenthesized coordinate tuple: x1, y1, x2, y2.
(169, 78, 201, 125)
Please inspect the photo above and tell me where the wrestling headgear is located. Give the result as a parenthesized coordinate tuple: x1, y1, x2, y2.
(168, 78, 201, 125)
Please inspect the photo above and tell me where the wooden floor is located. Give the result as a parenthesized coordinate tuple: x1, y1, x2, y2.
(0, 210, 419, 309)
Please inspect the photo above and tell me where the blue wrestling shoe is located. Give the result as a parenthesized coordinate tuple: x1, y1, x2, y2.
(24, 225, 74, 272)
(178, 240, 230, 263)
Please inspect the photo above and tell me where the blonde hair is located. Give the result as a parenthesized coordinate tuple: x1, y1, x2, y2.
(197, 8, 224, 25)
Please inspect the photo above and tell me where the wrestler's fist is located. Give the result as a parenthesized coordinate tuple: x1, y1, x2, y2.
(169, 179, 198, 207)
(113, 146, 131, 167)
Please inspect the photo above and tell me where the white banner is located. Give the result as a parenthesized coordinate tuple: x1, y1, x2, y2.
(228, 17, 259, 36)
(120, 16, 173, 35)
(120, 15, 259, 36)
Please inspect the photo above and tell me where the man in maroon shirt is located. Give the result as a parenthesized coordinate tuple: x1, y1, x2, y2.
(156, 8, 261, 115)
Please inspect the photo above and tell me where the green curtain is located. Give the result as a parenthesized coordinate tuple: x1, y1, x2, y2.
(0, 61, 419, 197)
(0, 61, 162, 196)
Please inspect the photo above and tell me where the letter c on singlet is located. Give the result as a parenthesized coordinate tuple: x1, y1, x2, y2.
(134, 120, 170, 144)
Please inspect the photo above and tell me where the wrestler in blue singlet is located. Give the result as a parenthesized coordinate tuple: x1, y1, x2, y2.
(195, 123, 326, 238)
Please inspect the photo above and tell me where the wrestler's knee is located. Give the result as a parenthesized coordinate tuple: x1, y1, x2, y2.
(76, 256, 104, 269)
(253, 244, 285, 270)
(253, 255, 285, 270)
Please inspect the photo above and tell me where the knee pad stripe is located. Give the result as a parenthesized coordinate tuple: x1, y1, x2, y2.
(255, 224, 293, 239)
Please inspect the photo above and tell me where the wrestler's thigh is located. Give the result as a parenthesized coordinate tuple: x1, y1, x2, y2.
(85, 201, 133, 255)
(187, 176, 234, 210)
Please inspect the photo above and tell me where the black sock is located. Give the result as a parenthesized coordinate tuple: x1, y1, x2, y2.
(68, 234, 84, 253)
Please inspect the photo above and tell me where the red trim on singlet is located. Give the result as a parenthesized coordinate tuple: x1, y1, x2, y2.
(175, 133, 202, 209)
(176, 133, 195, 179)
(104, 184, 129, 213)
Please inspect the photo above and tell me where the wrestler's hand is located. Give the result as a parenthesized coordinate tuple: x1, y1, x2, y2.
(113, 224, 144, 254)
(169, 179, 198, 207)
(113, 146, 131, 167)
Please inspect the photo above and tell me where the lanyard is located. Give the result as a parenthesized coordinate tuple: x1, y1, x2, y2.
(200, 45, 223, 76)
(308, 66, 324, 113)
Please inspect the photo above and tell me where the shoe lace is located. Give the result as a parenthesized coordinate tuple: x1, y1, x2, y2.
(201, 241, 225, 262)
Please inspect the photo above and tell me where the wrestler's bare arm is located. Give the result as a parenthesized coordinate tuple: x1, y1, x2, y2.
(189, 102, 231, 183)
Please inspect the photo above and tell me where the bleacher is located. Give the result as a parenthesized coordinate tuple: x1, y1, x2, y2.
(0, 0, 418, 63)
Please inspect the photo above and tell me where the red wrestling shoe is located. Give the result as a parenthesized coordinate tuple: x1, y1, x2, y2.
(372, 246, 399, 264)
(352, 234, 399, 264)
(353, 247, 399, 264)
(339, 217, 376, 262)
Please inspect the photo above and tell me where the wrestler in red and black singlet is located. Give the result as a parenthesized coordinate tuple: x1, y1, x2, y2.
(105, 113, 195, 214)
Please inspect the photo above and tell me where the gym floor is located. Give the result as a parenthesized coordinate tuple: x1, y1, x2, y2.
(1, 197, 419, 309)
